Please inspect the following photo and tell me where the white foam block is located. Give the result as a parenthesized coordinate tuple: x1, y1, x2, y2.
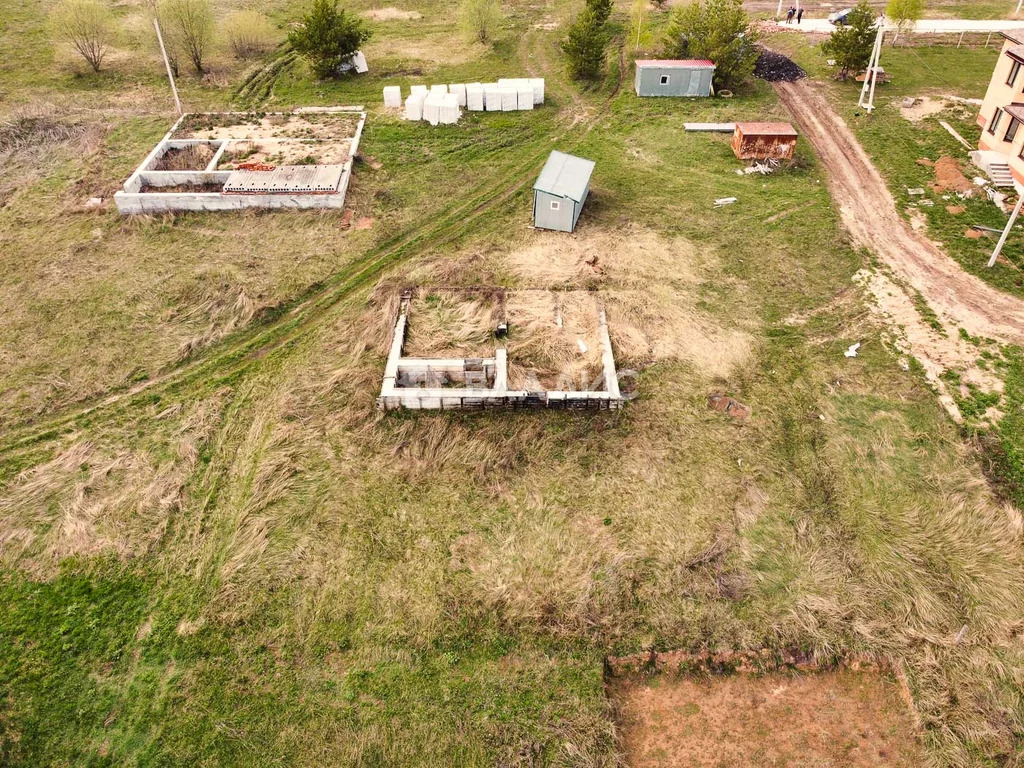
(410, 84, 428, 97)
(383, 85, 402, 108)
(500, 86, 517, 112)
(517, 87, 533, 110)
(449, 83, 467, 107)
(405, 92, 424, 121)
(466, 83, 484, 111)
(529, 78, 544, 105)
(484, 84, 501, 112)
(430, 84, 448, 96)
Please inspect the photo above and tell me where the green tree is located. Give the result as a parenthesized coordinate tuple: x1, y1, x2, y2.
(159, 0, 215, 74)
(562, 7, 609, 81)
(458, 0, 504, 44)
(663, 0, 758, 90)
(49, 0, 115, 73)
(820, 0, 877, 79)
(587, 0, 614, 25)
(288, 0, 372, 79)
(886, 0, 923, 41)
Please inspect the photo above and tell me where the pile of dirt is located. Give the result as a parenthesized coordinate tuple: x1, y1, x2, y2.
(929, 156, 973, 196)
(754, 49, 806, 82)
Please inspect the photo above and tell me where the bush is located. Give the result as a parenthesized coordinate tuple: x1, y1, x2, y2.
(663, 0, 758, 90)
(562, 7, 609, 81)
(458, 0, 504, 44)
(288, 0, 372, 79)
(49, 0, 115, 73)
(159, 0, 215, 74)
(223, 11, 279, 59)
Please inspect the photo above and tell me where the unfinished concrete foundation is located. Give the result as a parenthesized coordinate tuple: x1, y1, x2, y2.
(114, 108, 366, 214)
(378, 289, 624, 410)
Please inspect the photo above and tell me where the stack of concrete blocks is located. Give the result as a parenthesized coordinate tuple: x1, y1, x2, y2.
(484, 83, 502, 112)
(497, 78, 545, 106)
(405, 91, 425, 121)
(449, 83, 467, 107)
(500, 85, 518, 111)
(410, 85, 428, 98)
(441, 94, 460, 124)
(466, 83, 485, 111)
(430, 84, 448, 97)
(383, 85, 402, 108)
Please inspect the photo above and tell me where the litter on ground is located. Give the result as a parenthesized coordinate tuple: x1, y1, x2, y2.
(844, 342, 861, 358)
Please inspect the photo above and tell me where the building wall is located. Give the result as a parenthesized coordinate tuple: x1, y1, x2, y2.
(534, 190, 574, 232)
(978, 38, 1024, 168)
(635, 66, 712, 97)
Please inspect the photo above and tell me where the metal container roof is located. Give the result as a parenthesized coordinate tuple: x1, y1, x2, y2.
(635, 59, 715, 68)
(735, 122, 798, 136)
(534, 150, 595, 202)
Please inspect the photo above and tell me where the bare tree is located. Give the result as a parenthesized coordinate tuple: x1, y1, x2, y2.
(458, 0, 504, 44)
(49, 0, 115, 73)
(159, 0, 215, 74)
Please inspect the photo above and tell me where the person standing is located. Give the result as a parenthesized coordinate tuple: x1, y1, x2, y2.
(797, 7, 804, 22)
(786, 5, 795, 22)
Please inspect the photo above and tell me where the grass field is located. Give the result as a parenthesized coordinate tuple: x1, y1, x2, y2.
(3, 1, 1024, 766)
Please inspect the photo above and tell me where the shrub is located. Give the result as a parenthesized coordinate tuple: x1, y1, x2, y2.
(587, 0, 614, 24)
(458, 0, 504, 44)
(663, 0, 759, 90)
(159, 0, 215, 74)
(288, 0, 372, 79)
(562, 7, 609, 81)
(49, 0, 115, 73)
(223, 11, 279, 59)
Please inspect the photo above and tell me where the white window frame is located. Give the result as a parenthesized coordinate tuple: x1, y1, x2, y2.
(660, 74, 670, 85)
(550, 200, 560, 211)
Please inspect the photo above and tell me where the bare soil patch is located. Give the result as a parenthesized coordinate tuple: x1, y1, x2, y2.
(176, 113, 360, 142)
(773, 79, 1024, 345)
(930, 155, 973, 196)
(153, 144, 215, 171)
(362, 7, 423, 20)
(898, 95, 948, 122)
(614, 670, 923, 767)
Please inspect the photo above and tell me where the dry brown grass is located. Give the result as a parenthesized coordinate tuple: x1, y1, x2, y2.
(401, 288, 503, 359)
(0, 395, 224, 577)
(152, 143, 215, 171)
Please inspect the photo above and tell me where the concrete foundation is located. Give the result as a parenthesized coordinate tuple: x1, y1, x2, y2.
(378, 291, 625, 411)
(114, 108, 366, 214)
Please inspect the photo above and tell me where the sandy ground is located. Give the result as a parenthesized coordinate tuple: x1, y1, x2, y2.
(614, 670, 924, 767)
(774, 79, 1023, 419)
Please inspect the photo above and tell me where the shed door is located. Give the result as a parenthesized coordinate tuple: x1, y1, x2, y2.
(686, 71, 704, 96)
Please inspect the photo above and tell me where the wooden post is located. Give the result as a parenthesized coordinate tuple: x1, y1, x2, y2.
(987, 31, 993, 47)
(154, 17, 182, 116)
(777, 0, 784, 18)
(1017, 0, 1023, 16)
(988, 193, 1024, 268)
(958, 30, 965, 48)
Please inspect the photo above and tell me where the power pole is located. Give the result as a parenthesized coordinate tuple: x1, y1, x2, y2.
(154, 17, 182, 116)
(989, 193, 1024, 268)
(858, 25, 884, 113)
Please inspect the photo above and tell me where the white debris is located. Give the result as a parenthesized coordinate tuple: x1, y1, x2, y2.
(844, 342, 861, 358)
(714, 196, 737, 207)
(85, 197, 104, 209)
(577, 339, 588, 354)
(907, 188, 925, 196)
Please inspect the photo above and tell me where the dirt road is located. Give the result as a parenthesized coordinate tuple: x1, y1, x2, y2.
(775, 79, 1024, 346)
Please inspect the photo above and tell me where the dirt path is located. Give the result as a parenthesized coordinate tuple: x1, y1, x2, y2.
(776, 79, 1024, 344)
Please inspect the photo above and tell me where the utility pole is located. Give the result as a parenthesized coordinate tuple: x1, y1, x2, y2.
(989, 193, 1024, 268)
(154, 17, 182, 116)
(858, 25, 884, 113)
(1017, 0, 1023, 16)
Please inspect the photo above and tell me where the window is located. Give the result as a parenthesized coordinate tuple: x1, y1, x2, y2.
(1009, 59, 1022, 87)
(550, 200, 560, 211)
(1007, 117, 1021, 143)
(990, 107, 1004, 134)
(660, 75, 670, 85)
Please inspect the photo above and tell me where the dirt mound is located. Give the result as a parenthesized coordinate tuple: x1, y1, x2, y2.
(930, 156, 973, 196)
(754, 49, 806, 82)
